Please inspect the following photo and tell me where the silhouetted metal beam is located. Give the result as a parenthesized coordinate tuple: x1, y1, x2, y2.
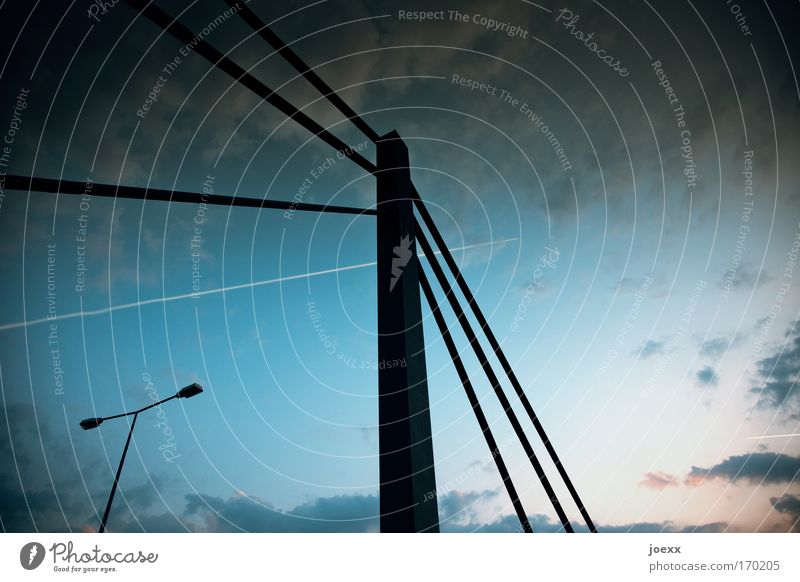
(411, 185, 597, 532)
(418, 267, 532, 533)
(415, 220, 574, 533)
(4, 175, 376, 216)
(122, 0, 377, 175)
(376, 131, 438, 532)
(224, 0, 381, 143)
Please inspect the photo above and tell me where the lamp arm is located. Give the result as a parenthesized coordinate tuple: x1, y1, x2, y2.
(99, 394, 179, 422)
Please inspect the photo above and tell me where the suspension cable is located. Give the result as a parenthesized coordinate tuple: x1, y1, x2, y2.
(122, 0, 376, 174)
(224, 0, 381, 143)
(415, 221, 574, 532)
(412, 187, 597, 532)
(419, 267, 532, 533)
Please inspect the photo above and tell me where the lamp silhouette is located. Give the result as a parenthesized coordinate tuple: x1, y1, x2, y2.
(80, 383, 203, 532)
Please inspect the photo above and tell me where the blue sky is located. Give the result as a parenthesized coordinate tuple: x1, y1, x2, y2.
(1, 0, 799, 532)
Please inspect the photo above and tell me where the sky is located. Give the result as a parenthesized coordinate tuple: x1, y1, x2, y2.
(0, 0, 798, 533)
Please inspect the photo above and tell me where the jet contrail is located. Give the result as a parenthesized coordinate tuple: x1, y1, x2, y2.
(746, 433, 800, 440)
(0, 237, 516, 331)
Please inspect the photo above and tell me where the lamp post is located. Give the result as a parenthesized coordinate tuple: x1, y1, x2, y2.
(80, 382, 204, 533)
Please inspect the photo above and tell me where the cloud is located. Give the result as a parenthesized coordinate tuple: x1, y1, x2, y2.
(440, 511, 729, 533)
(685, 453, 800, 486)
(771, 494, 800, 518)
(112, 489, 738, 533)
(635, 340, 667, 359)
(600, 521, 729, 533)
(696, 366, 719, 387)
(718, 265, 773, 293)
(770, 494, 800, 532)
(639, 471, 680, 490)
(699, 333, 746, 359)
(438, 489, 499, 526)
(1, 403, 185, 533)
(179, 491, 380, 533)
(0, 403, 104, 532)
(616, 274, 667, 299)
(101, 491, 384, 533)
(750, 326, 800, 419)
(699, 338, 729, 358)
(117, 489, 507, 533)
(443, 513, 569, 533)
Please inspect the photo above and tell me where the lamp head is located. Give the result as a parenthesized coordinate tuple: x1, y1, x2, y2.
(177, 383, 203, 399)
(80, 417, 103, 430)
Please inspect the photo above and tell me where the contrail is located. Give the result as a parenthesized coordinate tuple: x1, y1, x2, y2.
(0, 237, 516, 332)
(746, 433, 800, 440)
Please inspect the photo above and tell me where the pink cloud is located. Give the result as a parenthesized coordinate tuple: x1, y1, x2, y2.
(639, 471, 680, 490)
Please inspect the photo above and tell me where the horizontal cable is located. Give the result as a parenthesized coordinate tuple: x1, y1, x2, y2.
(4, 175, 376, 216)
(122, 0, 377, 175)
(411, 185, 596, 532)
(415, 218, 574, 533)
(419, 267, 532, 533)
(225, 0, 381, 142)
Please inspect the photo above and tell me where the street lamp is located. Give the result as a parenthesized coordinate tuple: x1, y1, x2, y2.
(80, 382, 204, 533)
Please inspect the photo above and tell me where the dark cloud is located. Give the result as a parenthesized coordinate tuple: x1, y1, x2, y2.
(751, 327, 800, 419)
(438, 489, 499, 526)
(601, 521, 729, 533)
(771, 494, 800, 518)
(696, 366, 719, 387)
(718, 266, 773, 292)
(178, 492, 380, 533)
(100, 492, 382, 533)
(443, 513, 570, 533)
(770, 494, 800, 532)
(113, 489, 736, 533)
(441, 512, 728, 533)
(699, 333, 746, 359)
(635, 340, 667, 359)
(700, 338, 729, 358)
(1, 403, 184, 533)
(639, 471, 680, 490)
(0, 403, 100, 532)
(685, 453, 800, 486)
